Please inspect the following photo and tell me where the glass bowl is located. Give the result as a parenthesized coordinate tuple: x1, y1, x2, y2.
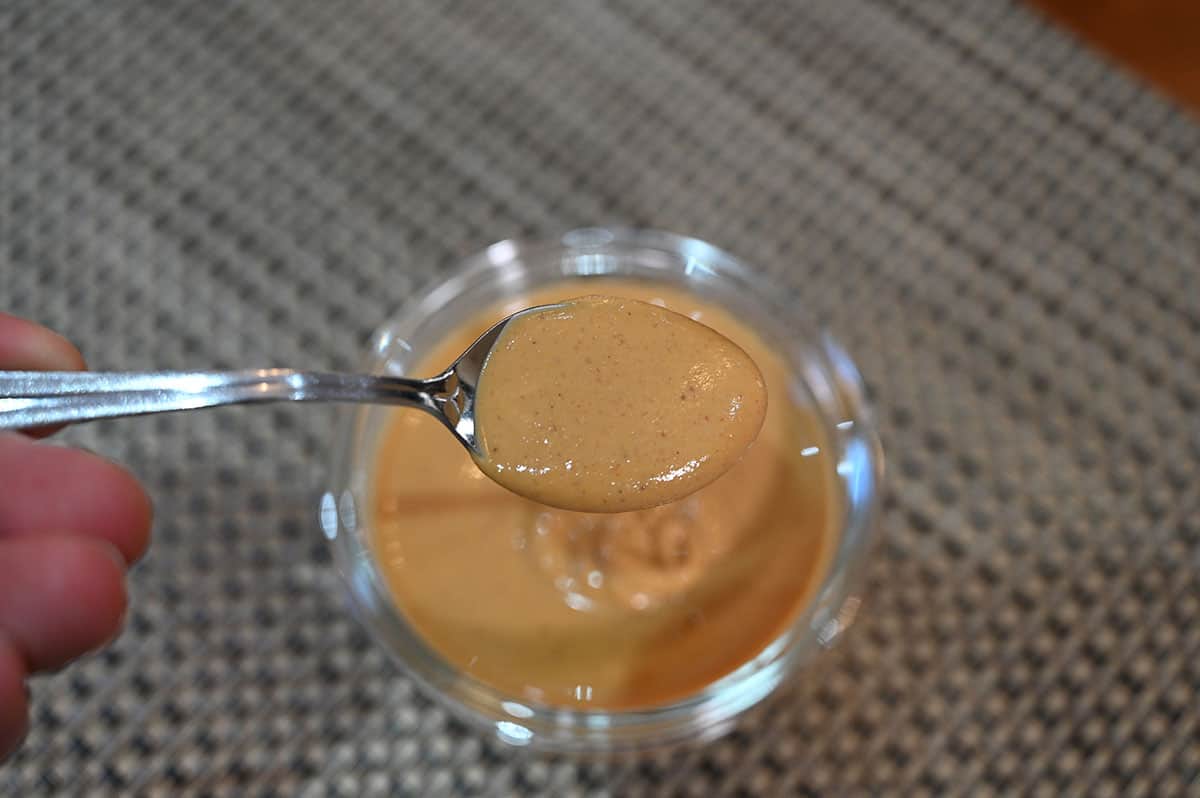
(321, 228, 883, 754)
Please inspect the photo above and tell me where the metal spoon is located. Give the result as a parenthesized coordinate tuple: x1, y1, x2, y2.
(0, 303, 564, 454)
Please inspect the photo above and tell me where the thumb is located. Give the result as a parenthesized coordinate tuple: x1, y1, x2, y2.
(0, 312, 87, 438)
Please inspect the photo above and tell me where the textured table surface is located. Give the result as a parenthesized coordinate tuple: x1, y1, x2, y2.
(3, 1, 1199, 795)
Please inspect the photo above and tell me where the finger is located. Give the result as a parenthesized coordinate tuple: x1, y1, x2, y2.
(0, 313, 85, 372)
(0, 537, 127, 673)
(0, 313, 87, 439)
(0, 432, 153, 564)
(0, 635, 28, 761)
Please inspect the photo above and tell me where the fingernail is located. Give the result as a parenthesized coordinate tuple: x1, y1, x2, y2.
(98, 541, 128, 569)
(22, 327, 85, 372)
(99, 542, 130, 649)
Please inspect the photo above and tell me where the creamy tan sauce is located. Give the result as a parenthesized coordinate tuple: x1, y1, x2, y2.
(473, 295, 767, 513)
(371, 279, 837, 710)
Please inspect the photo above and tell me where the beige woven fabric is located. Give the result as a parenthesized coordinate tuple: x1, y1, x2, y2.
(2, 1, 1198, 794)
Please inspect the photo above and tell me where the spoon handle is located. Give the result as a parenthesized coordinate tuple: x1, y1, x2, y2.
(0, 369, 445, 429)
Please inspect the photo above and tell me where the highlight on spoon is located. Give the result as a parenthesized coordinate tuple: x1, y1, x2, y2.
(470, 295, 768, 513)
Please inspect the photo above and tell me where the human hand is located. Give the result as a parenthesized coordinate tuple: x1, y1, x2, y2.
(0, 313, 152, 760)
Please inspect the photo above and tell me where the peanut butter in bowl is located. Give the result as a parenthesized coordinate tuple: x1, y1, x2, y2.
(370, 279, 839, 711)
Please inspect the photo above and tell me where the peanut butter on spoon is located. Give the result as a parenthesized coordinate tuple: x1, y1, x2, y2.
(472, 296, 767, 513)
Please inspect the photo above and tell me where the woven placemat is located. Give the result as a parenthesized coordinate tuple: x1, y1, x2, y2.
(2, 1, 1198, 795)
